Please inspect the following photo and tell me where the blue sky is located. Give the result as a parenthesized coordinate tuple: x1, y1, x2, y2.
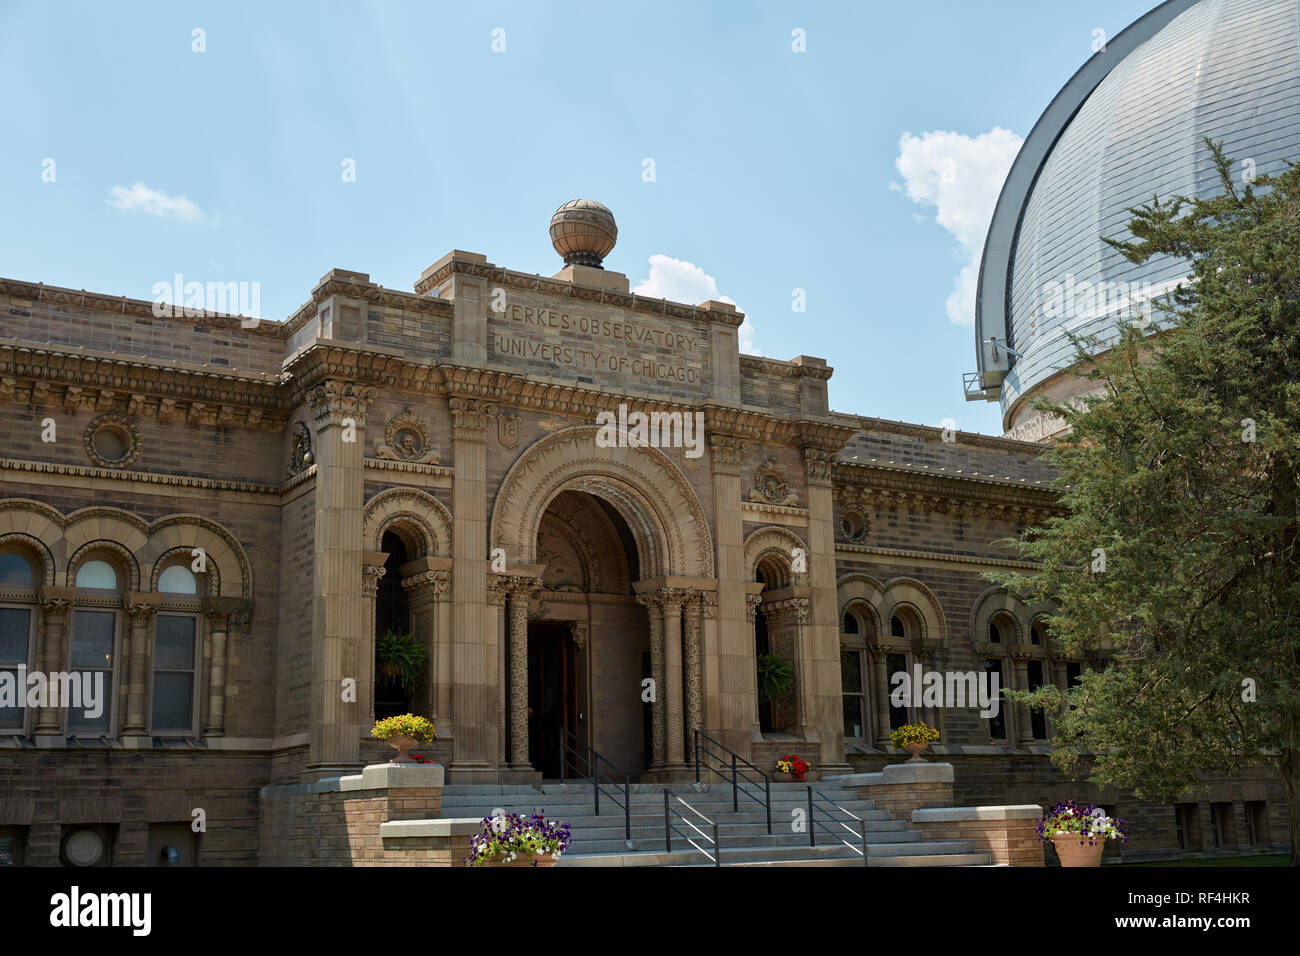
(0, 0, 1157, 435)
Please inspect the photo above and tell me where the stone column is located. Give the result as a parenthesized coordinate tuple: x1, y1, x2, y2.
(661, 589, 686, 769)
(683, 593, 705, 756)
(360, 555, 387, 730)
(121, 593, 161, 738)
(1012, 649, 1033, 746)
(636, 592, 666, 769)
(34, 586, 75, 738)
(203, 607, 233, 737)
(403, 566, 450, 723)
(709, 433, 756, 755)
(507, 580, 535, 769)
(306, 379, 375, 776)
(802, 445, 851, 772)
(488, 575, 509, 767)
(447, 396, 496, 780)
(869, 644, 891, 749)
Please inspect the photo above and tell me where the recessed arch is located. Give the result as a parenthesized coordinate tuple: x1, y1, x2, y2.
(743, 526, 807, 591)
(880, 576, 947, 643)
(0, 531, 55, 587)
(490, 425, 712, 577)
(363, 487, 453, 558)
(68, 540, 139, 592)
(146, 515, 250, 599)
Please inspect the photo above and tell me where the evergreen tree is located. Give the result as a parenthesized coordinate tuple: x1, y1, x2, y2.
(996, 140, 1300, 864)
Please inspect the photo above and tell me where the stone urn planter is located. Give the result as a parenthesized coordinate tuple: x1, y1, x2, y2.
(904, 741, 930, 762)
(1051, 832, 1105, 867)
(385, 734, 418, 763)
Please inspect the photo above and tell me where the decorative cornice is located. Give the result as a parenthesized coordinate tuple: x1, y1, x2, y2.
(363, 457, 454, 479)
(836, 543, 1039, 571)
(834, 460, 1060, 518)
(0, 341, 286, 432)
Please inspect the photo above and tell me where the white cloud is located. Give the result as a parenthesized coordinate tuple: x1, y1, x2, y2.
(105, 182, 206, 222)
(632, 253, 759, 354)
(893, 127, 1023, 325)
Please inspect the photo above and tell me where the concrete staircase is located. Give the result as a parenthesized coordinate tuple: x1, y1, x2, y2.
(439, 781, 991, 867)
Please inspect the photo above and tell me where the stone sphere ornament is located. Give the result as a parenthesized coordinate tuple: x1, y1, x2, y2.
(549, 199, 617, 268)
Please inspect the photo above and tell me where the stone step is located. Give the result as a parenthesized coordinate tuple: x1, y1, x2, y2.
(558, 841, 987, 867)
(439, 809, 889, 832)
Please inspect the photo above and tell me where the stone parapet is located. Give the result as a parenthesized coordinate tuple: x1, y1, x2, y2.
(824, 761, 955, 818)
(910, 805, 1044, 867)
(258, 762, 448, 865)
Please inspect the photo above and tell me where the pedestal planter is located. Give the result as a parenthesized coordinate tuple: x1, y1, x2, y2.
(1051, 833, 1105, 867)
(385, 734, 418, 763)
(904, 742, 930, 763)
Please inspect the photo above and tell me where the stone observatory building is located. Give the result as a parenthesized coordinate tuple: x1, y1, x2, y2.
(967, 0, 1300, 442)
(0, 182, 1291, 860)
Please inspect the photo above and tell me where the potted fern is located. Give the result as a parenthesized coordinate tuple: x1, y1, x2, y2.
(756, 653, 794, 704)
(375, 628, 426, 693)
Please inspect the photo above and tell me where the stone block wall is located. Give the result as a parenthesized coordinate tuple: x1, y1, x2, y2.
(911, 805, 1044, 866)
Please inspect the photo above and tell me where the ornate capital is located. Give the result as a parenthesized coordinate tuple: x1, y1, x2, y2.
(487, 574, 511, 606)
(40, 598, 72, 624)
(709, 434, 747, 470)
(569, 621, 589, 651)
(402, 569, 451, 599)
(125, 601, 159, 623)
(803, 447, 837, 486)
(205, 608, 233, 629)
(308, 380, 376, 430)
(763, 596, 810, 627)
(362, 563, 387, 596)
(449, 396, 498, 441)
(744, 591, 763, 622)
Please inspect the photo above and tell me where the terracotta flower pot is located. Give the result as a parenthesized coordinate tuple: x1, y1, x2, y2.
(904, 741, 930, 762)
(482, 853, 558, 867)
(385, 734, 418, 763)
(1052, 832, 1105, 867)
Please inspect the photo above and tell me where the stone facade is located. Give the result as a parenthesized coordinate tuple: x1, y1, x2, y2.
(0, 212, 1289, 865)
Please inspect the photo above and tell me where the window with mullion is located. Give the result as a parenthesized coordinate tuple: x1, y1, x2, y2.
(67, 609, 117, 735)
(0, 606, 34, 731)
(151, 614, 198, 735)
(840, 646, 867, 740)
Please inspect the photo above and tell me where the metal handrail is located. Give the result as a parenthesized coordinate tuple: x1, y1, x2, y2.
(558, 727, 631, 843)
(692, 729, 772, 833)
(664, 790, 721, 866)
(806, 784, 869, 866)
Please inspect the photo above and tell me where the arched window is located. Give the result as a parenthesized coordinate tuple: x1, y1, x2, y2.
(75, 560, 118, 591)
(158, 565, 197, 595)
(69, 553, 126, 736)
(840, 605, 869, 743)
(0, 547, 39, 732)
(152, 557, 204, 736)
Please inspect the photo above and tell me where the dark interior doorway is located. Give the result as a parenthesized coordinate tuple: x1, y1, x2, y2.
(528, 622, 578, 779)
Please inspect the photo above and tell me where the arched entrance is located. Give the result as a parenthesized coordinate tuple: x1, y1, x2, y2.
(490, 426, 714, 781)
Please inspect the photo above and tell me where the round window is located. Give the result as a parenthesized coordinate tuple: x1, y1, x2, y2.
(91, 425, 129, 462)
(63, 829, 106, 867)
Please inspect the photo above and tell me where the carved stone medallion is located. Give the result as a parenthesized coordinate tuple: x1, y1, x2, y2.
(376, 409, 440, 463)
(498, 411, 520, 449)
(748, 457, 798, 507)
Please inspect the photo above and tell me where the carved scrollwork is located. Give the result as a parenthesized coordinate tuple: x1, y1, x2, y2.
(749, 457, 798, 507)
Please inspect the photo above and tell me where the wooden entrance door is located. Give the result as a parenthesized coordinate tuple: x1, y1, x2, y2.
(527, 623, 578, 779)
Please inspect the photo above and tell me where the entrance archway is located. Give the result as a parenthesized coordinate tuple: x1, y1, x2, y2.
(491, 426, 714, 779)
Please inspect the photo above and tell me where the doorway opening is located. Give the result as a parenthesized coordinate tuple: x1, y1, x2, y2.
(528, 622, 578, 779)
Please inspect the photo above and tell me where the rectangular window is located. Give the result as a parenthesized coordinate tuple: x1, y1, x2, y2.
(0, 607, 32, 730)
(887, 653, 908, 731)
(1175, 803, 1201, 850)
(67, 610, 116, 735)
(152, 615, 197, 734)
(1210, 802, 1234, 848)
(1066, 662, 1083, 686)
(1244, 801, 1268, 846)
(840, 648, 865, 740)
(984, 659, 1006, 740)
